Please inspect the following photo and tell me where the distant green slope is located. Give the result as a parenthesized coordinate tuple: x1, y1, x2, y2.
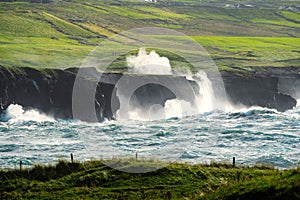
(0, 1, 299, 72)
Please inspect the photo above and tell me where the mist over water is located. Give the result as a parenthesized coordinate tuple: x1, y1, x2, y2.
(122, 48, 233, 121)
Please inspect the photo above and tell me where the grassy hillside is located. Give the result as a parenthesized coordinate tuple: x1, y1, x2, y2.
(0, 0, 299, 72)
(0, 159, 299, 199)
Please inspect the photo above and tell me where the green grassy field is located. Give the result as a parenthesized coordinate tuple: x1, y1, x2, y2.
(0, 0, 299, 73)
(1, 159, 299, 199)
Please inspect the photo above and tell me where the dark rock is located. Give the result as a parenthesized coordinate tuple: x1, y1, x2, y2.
(222, 74, 297, 111)
(0, 67, 298, 122)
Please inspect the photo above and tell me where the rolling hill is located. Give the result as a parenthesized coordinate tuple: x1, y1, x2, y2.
(0, 0, 299, 73)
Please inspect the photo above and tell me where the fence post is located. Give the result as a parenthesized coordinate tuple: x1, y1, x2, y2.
(71, 153, 74, 163)
(232, 157, 236, 168)
(19, 160, 22, 170)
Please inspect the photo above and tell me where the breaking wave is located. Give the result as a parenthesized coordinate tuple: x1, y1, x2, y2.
(0, 104, 55, 125)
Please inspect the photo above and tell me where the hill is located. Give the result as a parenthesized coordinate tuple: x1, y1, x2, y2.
(0, 0, 299, 73)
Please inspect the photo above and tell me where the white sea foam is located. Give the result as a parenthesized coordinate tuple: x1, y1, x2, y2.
(164, 99, 193, 119)
(0, 104, 55, 124)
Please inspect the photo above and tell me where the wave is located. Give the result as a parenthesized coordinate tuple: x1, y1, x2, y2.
(1, 99, 298, 126)
(0, 104, 55, 125)
(220, 106, 279, 120)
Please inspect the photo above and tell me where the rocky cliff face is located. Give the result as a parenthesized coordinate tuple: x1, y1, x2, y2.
(0, 67, 117, 121)
(0, 67, 298, 122)
(222, 75, 297, 112)
(278, 78, 300, 100)
(222, 66, 300, 111)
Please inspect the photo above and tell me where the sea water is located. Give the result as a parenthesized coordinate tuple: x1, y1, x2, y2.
(0, 102, 299, 169)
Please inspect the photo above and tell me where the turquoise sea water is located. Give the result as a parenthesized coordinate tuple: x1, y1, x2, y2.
(0, 102, 299, 169)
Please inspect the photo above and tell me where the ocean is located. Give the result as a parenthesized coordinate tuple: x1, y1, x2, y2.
(0, 101, 299, 169)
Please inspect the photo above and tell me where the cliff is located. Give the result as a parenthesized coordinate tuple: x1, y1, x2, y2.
(0, 67, 298, 122)
(222, 67, 299, 112)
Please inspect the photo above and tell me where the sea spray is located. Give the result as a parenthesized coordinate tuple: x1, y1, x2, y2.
(193, 71, 215, 113)
(126, 48, 172, 75)
(0, 104, 55, 124)
(164, 99, 194, 119)
(121, 48, 231, 120)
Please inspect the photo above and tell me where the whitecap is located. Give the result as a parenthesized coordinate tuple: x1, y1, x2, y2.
(0, 104, 55, 125)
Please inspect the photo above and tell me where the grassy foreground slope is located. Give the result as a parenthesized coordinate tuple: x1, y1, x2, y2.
(0, 160, 299, 199)
(0, 0, 299, 73)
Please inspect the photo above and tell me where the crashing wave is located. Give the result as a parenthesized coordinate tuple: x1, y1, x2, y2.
(0, 104, 55, 124)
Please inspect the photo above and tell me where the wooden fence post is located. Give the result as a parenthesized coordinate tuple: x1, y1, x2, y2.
(233, 157, 236, 168)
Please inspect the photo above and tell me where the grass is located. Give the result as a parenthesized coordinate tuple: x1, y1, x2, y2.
(0, 12, 64, 37)
(134, 6, 191, 21)
(281, 11, 300, 22)
(0, 35, 93, 70)
(41, 12, 96, 37)
(1, 33, 298, 72)
(0, 1, 299, 73)
(192, 36, 300, 70)
(106, 35, 300, 74)
(0, 159, 299, 199)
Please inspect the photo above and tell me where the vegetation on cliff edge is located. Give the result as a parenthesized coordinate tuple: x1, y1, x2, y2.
(1, 159, 300, 199)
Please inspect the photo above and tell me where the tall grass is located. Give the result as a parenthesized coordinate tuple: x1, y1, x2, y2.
(0, 159, 299, 199)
